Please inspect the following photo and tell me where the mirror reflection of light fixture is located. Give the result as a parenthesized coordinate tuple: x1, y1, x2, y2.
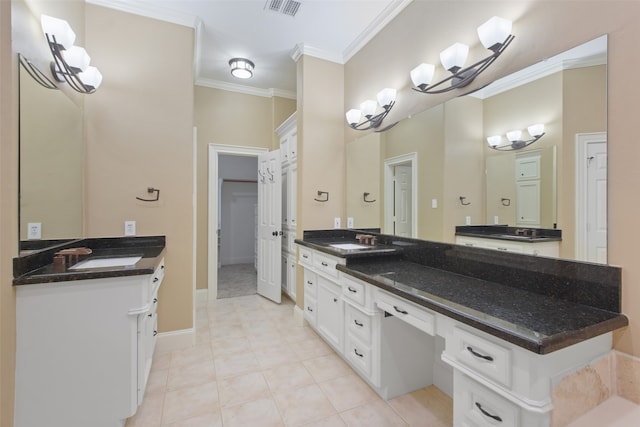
(411, 16, 514, 94)
(345, 88, 396, 131)
(41, 14, 103, 94)
(229, 58, 254, 79)
(487, 123, 546, 151)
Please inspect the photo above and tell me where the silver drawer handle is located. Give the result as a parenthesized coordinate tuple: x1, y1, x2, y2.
(467, 346, 494, 362)
(475, 402, 502, 422)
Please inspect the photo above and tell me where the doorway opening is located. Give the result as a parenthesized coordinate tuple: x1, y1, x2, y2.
(384, 152, 418, 237)
(208, 145, 267, 300)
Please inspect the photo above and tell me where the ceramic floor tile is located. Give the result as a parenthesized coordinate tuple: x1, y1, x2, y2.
(220, 397, 284, 427)
(152, 352, 172, 372)
(213, 351, 260, 378)
(389, 385, 453, 427)
(294, 336, 334, 361)
(170, 344, 214, 369)
(162, 381, 219, 425)
(303, 354, 354, 383)
(145, 368, 169, 396)
(339, 400, 409, 427)
(217, 371, 271, 408)
(301, 414, 348, 427)
(318, 374, 378, 412)
(255, 342, 301, 369)
(263, 362, 316, 393)
(161, 411, 222, 427)
(209, 322, 247, 339)
(126, 392, 164, 427)
(210, 335, 252, 357)
(283, 326, 322, 343)
(166, 359, 216, 392)
(274, 383, 337, 426)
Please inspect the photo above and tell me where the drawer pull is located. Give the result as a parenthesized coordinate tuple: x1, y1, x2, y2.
(333, 298, 338, 303)
(303, 254, 309, 259)
(393, 306, 409, 315)
(307, 280, 314, 285)
(153, 298, 158, 304)
(475, 402, 503, 422)
(354, 320, 364, 327)
(467, 346, 494, 362)
(148, 313, 152, 318)
(153, 330, 158, 337)
(321, 262, 329, 267)
(347, 287, 357, 293)
(153, 277, 159, 283)
(354, 349, 364, 358)
(307, 306, 313, 312)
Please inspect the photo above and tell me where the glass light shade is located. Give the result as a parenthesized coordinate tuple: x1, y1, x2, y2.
(477, 16, 512, 50)
(62, 46, 91, 71)
(487, 135, 502, 148)
(229, 58, 254, 79)
(410, 63, 435, 88)
(360, 100, 378, 118)
(506, 130, 522, 142)
(346, 109, 362, 126)
(41, 14, 76, 49)
(440, 43, 469, 72)
(78, 66, 103, 89)
(527, 123, 545, 137)
(376, 88, 396, 108)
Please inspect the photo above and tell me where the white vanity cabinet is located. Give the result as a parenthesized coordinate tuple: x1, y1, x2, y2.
(14, 258, 165, 427)
(278, 112, 297, 301)
(456, 235, 559, 257)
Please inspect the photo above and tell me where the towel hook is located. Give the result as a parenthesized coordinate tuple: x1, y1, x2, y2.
(459, 196, 471, 206)
(314, 191, 329, 202)
(363, 192, 376, 203)
(258, 169, 266, 183)
(501, 198, 511, 206)
(266, 167, 274, 182)
(136, 187, 160, 202)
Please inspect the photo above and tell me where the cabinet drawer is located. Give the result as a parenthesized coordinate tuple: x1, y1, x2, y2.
(341, 274, 372, 310)
(304, 269, 317, 298)
(450, 326, 512, 388)
(345, 303, 372, 345)
(299, 247, 313, 266)
(304, 295, 317, 327)
(314, 252, 339, 279)
(345, 334, 373, 379)
(455, 372, 520, 427)
(376, 291, 435, 336)
(150, 258, 165, 293)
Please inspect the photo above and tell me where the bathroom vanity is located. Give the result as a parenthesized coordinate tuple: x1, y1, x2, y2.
(296, 230, 626, 427)
(455, 225, 561, 257)
(12, 236, 166, 427)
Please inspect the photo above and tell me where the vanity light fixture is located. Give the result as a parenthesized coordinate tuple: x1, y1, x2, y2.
(411, 16, 514, 94)
(487, 124, 546, 151)
(41, 14, 102, 94)
(229, 58, 255, 79)
(345, 88, 396, 131)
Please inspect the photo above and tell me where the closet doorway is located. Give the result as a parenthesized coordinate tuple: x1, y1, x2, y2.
(208, 145, 267, 300)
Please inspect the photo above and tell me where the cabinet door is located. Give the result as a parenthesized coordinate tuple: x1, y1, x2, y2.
(317, 276, 343, 353)
(515, 154, 540, 180)
(516, 181, 540, 226)
(288, 163, 297, 227)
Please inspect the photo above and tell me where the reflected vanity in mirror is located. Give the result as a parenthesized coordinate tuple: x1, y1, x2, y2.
(346, 35, 607, 263)
(19, 54, 84, 255)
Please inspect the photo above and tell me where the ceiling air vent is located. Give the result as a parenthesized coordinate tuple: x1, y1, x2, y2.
(264, 0, 301, 17)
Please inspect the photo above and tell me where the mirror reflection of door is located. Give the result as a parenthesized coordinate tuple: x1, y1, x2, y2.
(384, 153, 416, 238)
(394, 165, 413, 237)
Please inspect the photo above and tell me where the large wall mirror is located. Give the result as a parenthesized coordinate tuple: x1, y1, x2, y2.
(347, 35, 607, 264)
(19, 55, 84, 254)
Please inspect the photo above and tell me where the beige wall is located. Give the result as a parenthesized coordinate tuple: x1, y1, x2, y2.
(193, 86, 295, 290)
(346, 133, 382, 229)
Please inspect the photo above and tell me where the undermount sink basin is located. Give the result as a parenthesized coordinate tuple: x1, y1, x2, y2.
(69, 256, 142, 270)
(329, 243, 370, 250)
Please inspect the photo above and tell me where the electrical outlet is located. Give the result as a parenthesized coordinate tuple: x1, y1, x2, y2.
(431, 199, 438, 209)
(27, 222, 42, 240)
(334, 217, 341, 229)
(465, 216, 471, 225)
(347, 217, 354, 228)
(124, 220, 136, 236)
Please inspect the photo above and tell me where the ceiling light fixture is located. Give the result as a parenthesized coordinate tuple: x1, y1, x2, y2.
(345, 88, 396, 131)
(487, 123, 545, 151)
(41, 14, 102, 94)
(229, 58, 255, 79)
(411, 16, 514, 95)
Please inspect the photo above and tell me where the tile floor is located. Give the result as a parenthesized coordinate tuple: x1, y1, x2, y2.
(126, 293, 453, 427)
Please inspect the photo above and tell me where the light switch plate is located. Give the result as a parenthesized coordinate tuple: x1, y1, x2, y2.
(334, 217, 341, 229)
(494, 215, 499, 224)
(465, 216, 471, 225)
(431, 199, 438, 209)
(347, 217, 354, 228)
(27, 222, 42, 240)
(124, 220, 136, 236)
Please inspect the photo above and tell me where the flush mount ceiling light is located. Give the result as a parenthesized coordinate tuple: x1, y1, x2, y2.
(41, 14, 102, 94)
(487, 123, 545, 151)
(229, 58, 255, 79)
(411, 16, 514, 95)
(345, 88, 396, 131)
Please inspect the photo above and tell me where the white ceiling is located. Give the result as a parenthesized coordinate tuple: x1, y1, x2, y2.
(88, 0, 412, 98)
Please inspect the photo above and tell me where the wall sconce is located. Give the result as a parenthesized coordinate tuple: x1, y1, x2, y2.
(229, 57, 254, 79)
(41, 14, 102, 94)
(345, 88, 396, 131)
(410, 16, 514, 94)
(487, 124, 545, 151)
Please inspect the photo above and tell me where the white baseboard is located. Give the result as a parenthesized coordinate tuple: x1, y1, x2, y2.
(293, 305, 305, 326)
(196, 288, 208, 302)
(154, 328, 194, 355)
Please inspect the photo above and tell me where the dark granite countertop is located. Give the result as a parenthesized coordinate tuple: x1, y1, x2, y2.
(455, 225, 562, 243)
(13, 236, 166, 285)
(297, 230, 627, 354)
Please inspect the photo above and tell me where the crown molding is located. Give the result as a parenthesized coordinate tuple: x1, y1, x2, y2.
(290, 43, 344, 64)
(86, 0, 200, 28)
(196, 78, 297, 100)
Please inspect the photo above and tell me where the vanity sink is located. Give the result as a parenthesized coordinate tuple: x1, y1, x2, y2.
(329, 243, 371, 250)
(69, 256, 142, 270)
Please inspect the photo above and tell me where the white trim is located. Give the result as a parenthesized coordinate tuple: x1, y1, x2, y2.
(192, 127, 198, 332)
(196, 78, 297, 100)
(196, 288, 208, 302)
(154, 329, 195, 355)
(208, 145, 268, 301)
(86, 0, 200, 28)
(383, 152, 418, 237)
(575, 132, 607, 262)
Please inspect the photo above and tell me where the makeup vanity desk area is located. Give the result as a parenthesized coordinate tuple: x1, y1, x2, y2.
(296, 230, 627, 427)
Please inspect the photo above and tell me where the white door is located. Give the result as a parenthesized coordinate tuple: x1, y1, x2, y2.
(586, 142, 607, 263)
(257, 150, 282, 303)
(395, 165, 413, 237)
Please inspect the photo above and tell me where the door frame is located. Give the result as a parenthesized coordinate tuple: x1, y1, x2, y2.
(575, 132, 606, 262)
(383, 152, 418, 237)
(208, 144, 268, 300)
